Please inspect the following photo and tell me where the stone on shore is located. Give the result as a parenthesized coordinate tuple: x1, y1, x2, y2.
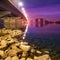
(0, 28, 51, 60)
(5, 56, 11, 60)
(12, 56, 19, 60)
(20, 58, 26, 60)
(0, 50, 5, 58)
(34, 54, 51, 60)
(27, 58, 33, 60)
(20, 45, 30, 52)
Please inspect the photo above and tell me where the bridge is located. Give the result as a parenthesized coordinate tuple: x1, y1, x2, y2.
(0, 0, 27, 30)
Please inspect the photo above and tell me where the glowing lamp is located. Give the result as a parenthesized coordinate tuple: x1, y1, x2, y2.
(18, 2, 23, 7)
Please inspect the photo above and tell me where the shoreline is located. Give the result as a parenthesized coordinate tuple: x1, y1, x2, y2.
(0, 28, 51, 60)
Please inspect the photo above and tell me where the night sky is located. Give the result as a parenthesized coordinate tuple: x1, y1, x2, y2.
(22, 0, 60, 20)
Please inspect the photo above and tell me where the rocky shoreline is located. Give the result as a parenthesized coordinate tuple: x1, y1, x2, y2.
(0, 28, 51, 60)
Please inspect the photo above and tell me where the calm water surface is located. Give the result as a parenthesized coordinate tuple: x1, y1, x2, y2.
(26, 24, 60, 52)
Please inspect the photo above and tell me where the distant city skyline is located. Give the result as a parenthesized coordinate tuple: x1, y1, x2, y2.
(29, 18, 60, 27)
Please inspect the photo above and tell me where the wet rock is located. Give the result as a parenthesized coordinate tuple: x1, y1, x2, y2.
(34, 54, 51, 60)
(7, 49, 19, 56)
(20, 45, 30, 52)
(22, 52, 27, 57)
(0, 59, 3, 60)
(20, 42, 28, 45)
(44, 51, 50, 54)
(14, 43, 20, 47)
(0, 40, 7, 48)
(36, 50, 42, 54)
(0, 28, 52, 60)
(12, 56, 19, 60)
(7, 39, 15, 44)
(20, 58, 26, 60)
(5, 56, 11, 60)
(27, 58, 33, 60)
(0, 50, 5, 58)
(30, 49, 35, 53)
(10, 45, 20, 52)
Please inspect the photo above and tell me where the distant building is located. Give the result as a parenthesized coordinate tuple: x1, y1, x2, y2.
(40, 18, 44, 27)
(55, 21, 60, 24)
(29, 20, 33, 26)
(35, 18, 39, 27)
(45, 20, 49, 25)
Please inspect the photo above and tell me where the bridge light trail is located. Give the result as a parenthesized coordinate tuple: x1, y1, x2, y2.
(18, 1, 29, 40)
(21, 7, 29, 39)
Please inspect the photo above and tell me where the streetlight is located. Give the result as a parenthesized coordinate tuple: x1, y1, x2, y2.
(18, 2, 24, 7)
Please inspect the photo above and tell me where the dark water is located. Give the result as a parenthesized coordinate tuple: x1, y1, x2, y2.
(26, 24, 60, 53)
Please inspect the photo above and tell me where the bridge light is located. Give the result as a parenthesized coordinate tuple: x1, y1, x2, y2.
(21, 7, 28, 20)
(18, 2, 23, 7)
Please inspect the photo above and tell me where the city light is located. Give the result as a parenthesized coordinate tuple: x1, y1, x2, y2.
(18, 2, 24, 7)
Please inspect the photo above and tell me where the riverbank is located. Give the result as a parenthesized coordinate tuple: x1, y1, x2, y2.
(0, 28, 51, 60)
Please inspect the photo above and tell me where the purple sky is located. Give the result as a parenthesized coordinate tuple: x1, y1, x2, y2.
(22, 0, 60, 20)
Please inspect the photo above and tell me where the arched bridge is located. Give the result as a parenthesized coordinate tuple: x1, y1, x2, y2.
(0, 0, 27, 30)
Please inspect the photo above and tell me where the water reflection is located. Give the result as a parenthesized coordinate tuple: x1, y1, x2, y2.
(27, 19, 60, 54)
(29, 18, 60, 28)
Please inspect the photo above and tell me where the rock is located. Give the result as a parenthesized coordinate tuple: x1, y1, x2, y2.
(12, 56, 19, 60)
(20, 58, 26, 60)
(20, 45, 30, 52)
(0, 50, 6, 58)
(34, 54, 51, 60)
(36, 50, 42, 54)
(27, 58, 33, 60)
(22, 52, 27, 57)
(0, 28, 52, 60)
(9, 31, 16, 37)
(5, 56, 11, 60)
(10, 45, 20, 52)
(0, 46, 4, 49)
(0, 40, 7, 47)
(0, 37, 2, 42)
(7, 49, 18, 56)
(44, 51, 49, 54)
(7, 38, 15, 44)
(20, 42, 28, 45)
(0, 59, 4, 60)
(9, 30, 22, 37)
(14, 43, 20, 46)
(31, 49, 35, 53)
